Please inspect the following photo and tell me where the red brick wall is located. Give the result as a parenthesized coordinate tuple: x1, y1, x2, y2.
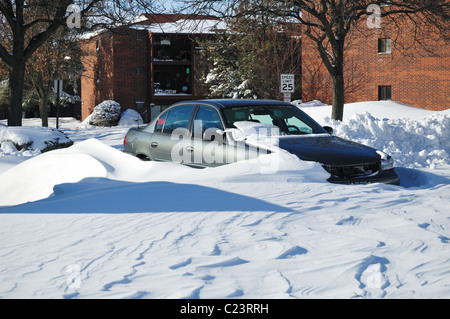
(347, 18, 450, 111)
(81, 34, 116, 120)
(96, 34, 115, 104)
(80, 39, 97, 120)
(112, 29, 149, 112)
(81, 29, 149, 120)
(301, 15, 450, 111)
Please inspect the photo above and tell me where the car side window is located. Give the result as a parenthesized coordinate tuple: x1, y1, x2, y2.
(285, 117, 313, 134)
(159, 105, 195, 134)
(193, 106, 223, 137)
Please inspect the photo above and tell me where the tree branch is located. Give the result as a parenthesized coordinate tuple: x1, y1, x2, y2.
(0, 43, 14, 67)
(0, 0, 16, 27)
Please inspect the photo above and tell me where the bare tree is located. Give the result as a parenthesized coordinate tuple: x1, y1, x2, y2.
(200, 9, 302, 100)
(183, 0, 449, 120)
(0, 0, 163, 126)
(27, 29, 83, 127)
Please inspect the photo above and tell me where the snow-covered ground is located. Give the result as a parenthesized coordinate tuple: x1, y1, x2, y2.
(0, 100, 449, 299)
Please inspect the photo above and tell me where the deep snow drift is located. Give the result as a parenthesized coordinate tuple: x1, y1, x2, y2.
(0, 100, 449, 299)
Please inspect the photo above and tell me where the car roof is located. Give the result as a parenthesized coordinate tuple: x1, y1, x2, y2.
(172, 99, 292, 110)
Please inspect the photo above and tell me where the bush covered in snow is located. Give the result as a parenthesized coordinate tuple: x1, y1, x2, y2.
(0, 125, 73, 156)
(118, 109, 144, 126)
(49, 91, 81, 108)
(89, 100, 122, 126)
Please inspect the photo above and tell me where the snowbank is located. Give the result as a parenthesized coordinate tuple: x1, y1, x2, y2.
(0, 137, 449, 299)
(0, 138, 328, 207)
(118, 109, 144, 126)
(292, 100, 327, 108)
(0, 125, 73, 156)
(323, 112, 450, 169)
(291, 100, 450, 169)
(298, 100, 439, 121)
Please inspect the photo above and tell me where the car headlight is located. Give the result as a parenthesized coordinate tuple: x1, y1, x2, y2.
(377, 150, 395, 170)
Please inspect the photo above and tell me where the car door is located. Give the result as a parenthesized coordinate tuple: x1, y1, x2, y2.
(186, 106, 260, 167)
(186, 105, 228, 167)
(149, 105, 195, 162)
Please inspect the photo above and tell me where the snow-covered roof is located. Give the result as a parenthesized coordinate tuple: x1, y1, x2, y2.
(79, 29, 106, 40)
(130, 18, 226, 34)
(80, 14, 225, 40)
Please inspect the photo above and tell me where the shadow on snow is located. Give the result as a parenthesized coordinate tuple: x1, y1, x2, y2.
(396, 167, 450, 189)
(0, 178, 293, 214)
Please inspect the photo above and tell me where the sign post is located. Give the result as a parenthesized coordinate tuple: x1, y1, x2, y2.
(54, 80, 63, 129)
(280, 74, 294, 103)
(283, 93, 291, 103)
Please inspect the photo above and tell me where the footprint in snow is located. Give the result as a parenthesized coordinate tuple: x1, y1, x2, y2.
(169, 258, 192, 270)
(355, 255, 390, 298)
(276, 245, 308, 259)
(198, 257, 249, 269)
(336, 216, 361, 226)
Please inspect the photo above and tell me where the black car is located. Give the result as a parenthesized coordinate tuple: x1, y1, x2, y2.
(124, 99, 399, 185)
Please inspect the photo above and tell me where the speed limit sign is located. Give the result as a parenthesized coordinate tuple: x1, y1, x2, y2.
(280, 74, 295, 93)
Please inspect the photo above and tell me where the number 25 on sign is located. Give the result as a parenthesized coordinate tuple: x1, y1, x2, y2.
(280, 74, 295, 93)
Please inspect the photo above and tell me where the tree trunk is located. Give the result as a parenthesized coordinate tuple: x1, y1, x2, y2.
(8, 63, 25, 126)
(7, 3, 26, 127)
(330, 41, 345, 121)
(39, 95, 49, 127)
(315, 34, 346, 121)
(40, 80, 53, 127)
(331, 73, 345, 121)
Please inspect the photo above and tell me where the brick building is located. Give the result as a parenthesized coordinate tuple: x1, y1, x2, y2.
(80, 14, 223, 121)
(301, 14, 450, 111)
(81, 13, 449, 123)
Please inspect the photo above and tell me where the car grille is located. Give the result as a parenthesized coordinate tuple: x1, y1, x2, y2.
(322, 162, 380, 178)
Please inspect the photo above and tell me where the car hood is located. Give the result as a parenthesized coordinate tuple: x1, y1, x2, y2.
(278, 135, 381, 166)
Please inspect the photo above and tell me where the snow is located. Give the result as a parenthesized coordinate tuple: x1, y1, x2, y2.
(231, 121, 280, 141)
(0, 125, 72, 157)
(325, 113, 450, 169)
(130, 19, 226, 35)
(296, 101, 450, 169)
(0, 100, 450, 299)
(118, 109, 144, 126)
(81, 15, 225, 40)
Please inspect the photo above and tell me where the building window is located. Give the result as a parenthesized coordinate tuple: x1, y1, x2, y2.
(136, 67, 145, 75)
(154, 65, 191, 95)
(136, 32, 146, 41)
(378, 86, 392, 100)
(378, 38, 391, 54)
(153, 35, 191, 61)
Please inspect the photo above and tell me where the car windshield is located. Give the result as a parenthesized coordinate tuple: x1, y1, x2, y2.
(222, 105, 327, 135)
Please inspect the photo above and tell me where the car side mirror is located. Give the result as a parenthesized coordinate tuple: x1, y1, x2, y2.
(323, 126, 333, 135)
